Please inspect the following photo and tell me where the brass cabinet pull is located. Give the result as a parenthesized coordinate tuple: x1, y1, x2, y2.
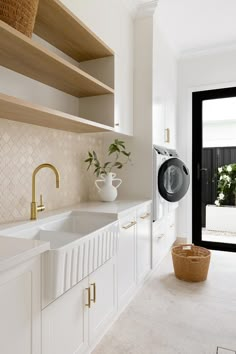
(85, 287, 91, 308)
(90, 283, 96, 303)
(164, 128, 170, 143)
(140, 212, 150, 219)
(122, 221, 137, 230)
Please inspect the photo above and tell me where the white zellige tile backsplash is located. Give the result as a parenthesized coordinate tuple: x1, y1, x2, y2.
(0, 118, 103, 224)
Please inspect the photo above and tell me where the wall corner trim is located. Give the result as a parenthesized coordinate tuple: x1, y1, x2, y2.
(136, 1, 158, 19)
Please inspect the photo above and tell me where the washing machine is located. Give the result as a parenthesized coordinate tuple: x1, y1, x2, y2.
(153, 145, 190, 222)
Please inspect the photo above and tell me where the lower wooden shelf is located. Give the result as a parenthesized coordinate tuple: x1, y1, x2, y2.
(0, 93, 114, 134)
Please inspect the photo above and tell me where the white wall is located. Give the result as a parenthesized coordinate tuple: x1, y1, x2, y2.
(177, 47, 236, 241)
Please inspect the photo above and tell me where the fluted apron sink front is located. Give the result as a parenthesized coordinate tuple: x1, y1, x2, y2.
(0, 210, 118, 307)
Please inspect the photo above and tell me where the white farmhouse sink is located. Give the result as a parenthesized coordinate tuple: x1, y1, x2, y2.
(41, 210, 115, 237)
(0, 210, 118, 307)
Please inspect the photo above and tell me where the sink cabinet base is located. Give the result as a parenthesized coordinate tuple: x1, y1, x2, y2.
(42, 257, 117, 354)
(0, 256, 41, 354)
(42, 221, 118, 308)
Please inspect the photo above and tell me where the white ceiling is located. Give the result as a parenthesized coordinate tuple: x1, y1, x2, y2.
(157, 0, 236, 56)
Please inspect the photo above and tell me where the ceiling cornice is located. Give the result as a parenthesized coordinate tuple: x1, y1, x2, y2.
(180, 41, 236, 59)
(136, 1, 158, 18)
(121, 0, 136, 17)
(122, 0, 158, 19)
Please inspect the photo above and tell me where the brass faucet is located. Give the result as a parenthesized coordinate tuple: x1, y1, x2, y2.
(31, 163, 60, 220)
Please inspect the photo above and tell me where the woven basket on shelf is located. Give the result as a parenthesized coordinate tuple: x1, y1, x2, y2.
(0, 0, 39, 37)
(171, 244, 211, 282)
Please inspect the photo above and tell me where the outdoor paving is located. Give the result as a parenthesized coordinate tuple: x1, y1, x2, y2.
(202, 228, 236, 244)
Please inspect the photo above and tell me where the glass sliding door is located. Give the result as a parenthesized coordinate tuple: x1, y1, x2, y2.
(192, 87, 236, 252)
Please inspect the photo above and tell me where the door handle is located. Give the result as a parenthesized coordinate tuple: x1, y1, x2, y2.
(85, 287, 91, 308)
(90, 283, 96, 303)
(140, 213, 150, 219)
(200, 168, 208, 184)
(122, 221, 137, 229)
(197, 164, 208, 180)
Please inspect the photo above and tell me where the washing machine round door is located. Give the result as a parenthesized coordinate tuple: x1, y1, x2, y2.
(158, 158, 190, 202)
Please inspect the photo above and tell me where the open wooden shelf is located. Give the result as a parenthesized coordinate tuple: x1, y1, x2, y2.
(0, 93, 114, 134)
(0, 21, 114, 98)
(0, 0, 116, 133)
(35, 0, 114, 62)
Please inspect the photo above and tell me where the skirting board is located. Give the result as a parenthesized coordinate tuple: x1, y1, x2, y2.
(174, 237, 188, 245)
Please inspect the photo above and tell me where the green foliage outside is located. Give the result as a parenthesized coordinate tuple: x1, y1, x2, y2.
(215, 163, 236, 206)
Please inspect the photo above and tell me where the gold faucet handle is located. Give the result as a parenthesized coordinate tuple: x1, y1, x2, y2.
(37, 194, 45, 212)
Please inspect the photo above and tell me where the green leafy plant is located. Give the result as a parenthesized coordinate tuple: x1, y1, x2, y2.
(215, 163, 236, 206)
(84, 139, 131, 177)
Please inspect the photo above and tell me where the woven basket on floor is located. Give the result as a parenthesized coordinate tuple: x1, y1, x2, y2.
(171, 244, 211, 282)
(0, 0, 39, 37)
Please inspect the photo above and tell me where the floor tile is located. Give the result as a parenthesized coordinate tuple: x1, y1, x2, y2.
(93, 251, 236, 354)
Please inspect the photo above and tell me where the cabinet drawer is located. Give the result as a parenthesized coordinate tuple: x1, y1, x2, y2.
(152, 219, 166, 240)
(119, 212, 136, 231)
(136, 203, 152, 221)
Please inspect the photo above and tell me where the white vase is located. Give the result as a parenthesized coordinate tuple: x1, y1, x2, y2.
(95, 173, 122, 202)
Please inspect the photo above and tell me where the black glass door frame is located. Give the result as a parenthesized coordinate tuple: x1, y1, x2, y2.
(192, 86, 236, 252)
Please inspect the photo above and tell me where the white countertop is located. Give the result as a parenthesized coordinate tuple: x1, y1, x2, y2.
(75, 199, 152, 217)
(0, 236, 49, 272)
(0, 199, 151, 272)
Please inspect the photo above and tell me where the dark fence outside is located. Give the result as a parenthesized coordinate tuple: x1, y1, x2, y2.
(201, 146, 236, 227)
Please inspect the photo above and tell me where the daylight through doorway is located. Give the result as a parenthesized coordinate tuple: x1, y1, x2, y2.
(192, 87, 236, 252)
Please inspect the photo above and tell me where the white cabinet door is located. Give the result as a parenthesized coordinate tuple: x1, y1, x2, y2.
(42, 258, 117, 354)
(42, 277, 89, 354)
(164, 98, 177, 149)
(152, 218, 167, 268)
(152, 212, 176, 268)
(117, 212, 136, 308)
(89, 258, 116, 347)
(153, 103, 165, 146)
(0, 256, 41, 354)
(166, 212, 176, 244)
(136, 203, 152, 283)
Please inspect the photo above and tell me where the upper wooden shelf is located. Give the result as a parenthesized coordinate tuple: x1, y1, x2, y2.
(0, 93, 114, 134)
(0, 21, 114, 98)
(35, 0, 114, 62)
